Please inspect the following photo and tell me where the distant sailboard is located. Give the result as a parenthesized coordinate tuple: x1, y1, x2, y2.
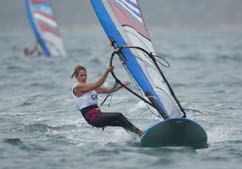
(91, 0, 207, 148)
(26, 0, 66, 57)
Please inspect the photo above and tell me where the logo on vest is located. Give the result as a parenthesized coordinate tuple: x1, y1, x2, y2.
(91, 94, 97, 100)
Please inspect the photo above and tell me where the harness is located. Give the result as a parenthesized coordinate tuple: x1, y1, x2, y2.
(80, 104, 101, 125)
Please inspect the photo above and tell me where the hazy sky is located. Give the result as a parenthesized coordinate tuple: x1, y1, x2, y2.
(1, 0, 242, 31)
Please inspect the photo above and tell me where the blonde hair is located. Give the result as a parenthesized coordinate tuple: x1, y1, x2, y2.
(71, 65, 86, 79)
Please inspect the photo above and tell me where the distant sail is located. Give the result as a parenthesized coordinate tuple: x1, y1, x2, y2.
(91, 0, 184, 118)
(26, 0, 66, 57)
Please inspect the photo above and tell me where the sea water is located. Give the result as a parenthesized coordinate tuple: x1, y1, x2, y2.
(0, 27, 242, 169)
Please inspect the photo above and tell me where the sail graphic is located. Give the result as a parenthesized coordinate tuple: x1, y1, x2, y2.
(26, 0, 66, 57)
(91, 0, 184, 118)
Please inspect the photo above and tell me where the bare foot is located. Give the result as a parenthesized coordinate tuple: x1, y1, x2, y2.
(138, 130, 144, 137)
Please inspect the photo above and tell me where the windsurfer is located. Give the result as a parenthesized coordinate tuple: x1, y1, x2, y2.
(24, 41, 42, 56)
(71, 65, 143, 137)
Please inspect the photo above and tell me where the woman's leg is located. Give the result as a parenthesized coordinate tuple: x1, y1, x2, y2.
(93, 112, 142, 136)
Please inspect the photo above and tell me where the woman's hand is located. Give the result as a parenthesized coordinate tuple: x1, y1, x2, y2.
(106, 66, 114, 73)
(113, 80, 129, 92)
(123, 80, 130, 86)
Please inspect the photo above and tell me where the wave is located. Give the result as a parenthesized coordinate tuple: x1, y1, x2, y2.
(214, 54, 242, 62)
(13, 122, 78, 137)
(23, 123, 53, 133)
(3, 138, 31, 150)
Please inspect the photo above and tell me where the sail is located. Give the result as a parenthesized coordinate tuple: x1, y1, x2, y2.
(25, 0, 66, 57)
(91, 0, 183, 118)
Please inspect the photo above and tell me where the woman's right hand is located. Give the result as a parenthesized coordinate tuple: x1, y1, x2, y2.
(106, 66, 114, 73)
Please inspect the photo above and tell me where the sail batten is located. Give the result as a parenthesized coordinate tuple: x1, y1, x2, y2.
(91, 0, 183, 118)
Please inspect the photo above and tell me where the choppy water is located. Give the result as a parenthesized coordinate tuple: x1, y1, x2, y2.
(1, 28, 242, 169)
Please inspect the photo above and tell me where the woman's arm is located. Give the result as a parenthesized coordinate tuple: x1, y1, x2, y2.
(74, 67, 113, 96)
(96, 81, 129, 94)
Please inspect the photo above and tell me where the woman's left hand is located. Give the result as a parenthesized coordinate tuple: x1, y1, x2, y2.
(123, 81, 130, 86)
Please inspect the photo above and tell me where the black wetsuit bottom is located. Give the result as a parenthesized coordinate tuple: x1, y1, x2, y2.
(93, 112, 140, 135)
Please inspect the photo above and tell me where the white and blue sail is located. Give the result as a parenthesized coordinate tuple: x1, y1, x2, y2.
(26, 0, 66, 57)
(91, 0, 208, 148)
(91, 0, 184, 119)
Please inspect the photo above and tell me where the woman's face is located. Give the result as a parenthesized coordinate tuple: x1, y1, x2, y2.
(77, 69, 87, 83)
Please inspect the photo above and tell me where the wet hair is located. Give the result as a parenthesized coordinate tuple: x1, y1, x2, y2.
(71, 65, 86, 79)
